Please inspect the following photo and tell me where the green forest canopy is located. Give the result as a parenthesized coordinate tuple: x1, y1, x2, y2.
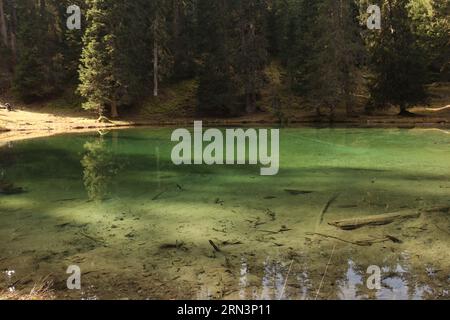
(0, 0, 448, 118)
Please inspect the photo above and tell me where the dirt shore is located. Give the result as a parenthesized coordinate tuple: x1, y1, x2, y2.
(1, 108, 450, 144)
(1, 103, 449, 145)
(1, 81, 449, 144)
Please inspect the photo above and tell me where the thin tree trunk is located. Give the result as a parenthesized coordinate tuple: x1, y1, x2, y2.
(400, 103, 406, 114)
(346, 101, 355, 117)
(344, 85, 355, 117)
(9, 0, 17, 64)
(153, 40, 158, 97)
(111, 100, 119, 118)
(329, 104, 336, 122)
(0, 0, 8, 47)
(39, 0, 46, 16)
(398, 103, 416, 117)
(173, 0, 179, 38)
(246, 94, 252, 113)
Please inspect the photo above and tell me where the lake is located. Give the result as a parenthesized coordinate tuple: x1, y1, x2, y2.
(0, 127, 449, 299)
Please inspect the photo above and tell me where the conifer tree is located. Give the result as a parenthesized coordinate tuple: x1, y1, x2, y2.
(369, 0, 428, 115)
(235, 0, 268, 114)
(170, 0, 196, 80)
(307, 0, 364, 117)
(284, 0, 320, 95)
(79, 0, 152, 117)
(196, 0, 238, 116)
(0, 0, 8, 48)
(12, 0, 49, 102)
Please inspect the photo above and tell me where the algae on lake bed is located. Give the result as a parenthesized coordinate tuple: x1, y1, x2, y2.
(0, 128, 449, 299)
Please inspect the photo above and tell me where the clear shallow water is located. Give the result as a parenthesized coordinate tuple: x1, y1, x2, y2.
(0, 127, 449, 300)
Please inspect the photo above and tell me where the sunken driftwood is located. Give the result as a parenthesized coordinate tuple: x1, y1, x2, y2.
(284, 189, 313, 196)
(329, 211, 421, 231)
(421, 206, 450, 214)
(78, 231, 108, 247)
(209, 240, 221, 252)
(152, 189, 167, 201)
(0, 182, 25, 195)
(319, 193, 340, 224)
(159, 240, 187, 251)
(306, 232, 402, 247)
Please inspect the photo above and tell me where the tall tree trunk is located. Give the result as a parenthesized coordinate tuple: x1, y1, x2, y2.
(346, 101, 355, 117)
(0, 0, 8, 47)
(153, 38, 158, 97)
(398, 103, 415, 117)
(329, 104, 336, 122)
(39, 0, 46, 16)
(111, 100, 119, 118)
(9, 0, 17, 64)
(344, 81, 355, 117)
(173, 0, 179, 38)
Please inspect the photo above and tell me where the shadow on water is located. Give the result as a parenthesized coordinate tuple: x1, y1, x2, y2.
(0, 128, 449, 299)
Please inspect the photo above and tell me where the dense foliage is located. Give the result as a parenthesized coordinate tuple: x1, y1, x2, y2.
(0, 0, 447, 117)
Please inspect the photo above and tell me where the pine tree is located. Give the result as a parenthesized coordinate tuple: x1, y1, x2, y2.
(369, 0, 428, 115)
(170, 0, 197, 80)
(11, 0, 79, 101)
(284, 0, 320, 95)
(427, 0, 449, 81)
(307, 0, 364, 117)
(265, 0, 290, 60)
(78, 0, 117, 116)
(0, 0, 8, 48)
(149, 0, 172, 97)
(52, 0, 85, 84)
(12, 0, 49, 102)
(79, 0, 152, 117)
(196, 0, 238, 116)
(235, 0, 268, 113)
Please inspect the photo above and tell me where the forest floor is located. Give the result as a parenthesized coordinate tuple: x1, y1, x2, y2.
(0, 80, 449, 144)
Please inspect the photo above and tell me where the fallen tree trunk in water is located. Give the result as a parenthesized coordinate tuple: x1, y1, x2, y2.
(0, 182, 25, 195)
(319, 193, 340, 224)
(306, 232, 402, 247)
(421, 206, 450, 214)
(329, 211, 421, 230)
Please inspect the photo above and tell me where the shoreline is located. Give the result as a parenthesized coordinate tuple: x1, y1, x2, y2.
(1, 81, 448, 144)
(1, 114, 449, 146)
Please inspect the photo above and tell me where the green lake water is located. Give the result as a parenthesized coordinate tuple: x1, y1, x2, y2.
(0, 127, 449, 299)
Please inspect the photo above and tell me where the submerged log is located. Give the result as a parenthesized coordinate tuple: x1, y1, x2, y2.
(284, 189, 313, 195)
(329, 211, 421, 230)
(209, 240, 221, 252)
(307, 232, 401, 247)
(319, 193, 340, 224)
(0, 182, 25, 195)
(421, 206, 450, 214)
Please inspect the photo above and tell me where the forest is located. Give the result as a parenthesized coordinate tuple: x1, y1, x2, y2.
(0, 0, 448, 120)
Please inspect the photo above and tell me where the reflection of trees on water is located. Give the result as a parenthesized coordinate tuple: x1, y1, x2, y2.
(81, 135, 121, 201)
(232, 254, 447, 300)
